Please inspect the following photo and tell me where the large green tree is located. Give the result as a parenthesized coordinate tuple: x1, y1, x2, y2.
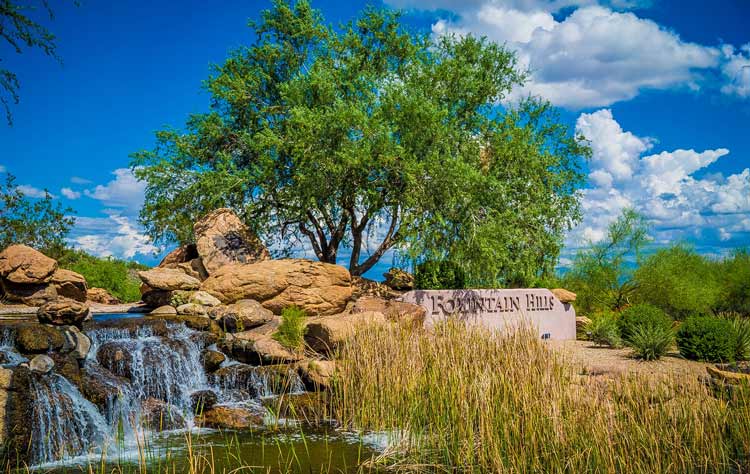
(0, 172, 74, 257)
(133, 0, 588, 280)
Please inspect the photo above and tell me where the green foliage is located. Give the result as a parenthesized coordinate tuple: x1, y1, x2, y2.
(273, 306, 307, 351)
(132, 0, 588, 282)
(629, 324, 675, 361)
(170, 291, 190, 307)
(714, 250, 750, 316)
(0, 172, 74, 257)
(634, 244, 721, 320)
(587, 311, 622, 348)
(562, 209, 648, 315)
(617, 304, 673, 345)
(677, 316, 737, 362)
(727, 316, 750, 361)
(414, 260, 466, 290)
(57, 249, 147, 303)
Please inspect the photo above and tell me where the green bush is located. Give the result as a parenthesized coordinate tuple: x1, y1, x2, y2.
(677, 316, 737, 362)
(715, 250, 750, 316)
(617, 304, 673, 344)
(728, 316, 750, 361)
(414, 260, 466, 290)
(273, 306, 307, 351)
(57, 249, 147, 303)
(629, 324, 675, 361)
(587, 312, 623, 348)
(634, 245, 721, 319)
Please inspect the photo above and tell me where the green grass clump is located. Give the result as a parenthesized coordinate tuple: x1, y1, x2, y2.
(273, 306, 307, 351)
(629, 324, 675, 360)
(58, 249, 147, 302)
(729, 316, 750, 361)
(587, 311, 623, 348)
(677, 315, 737, 362)
(618, 303, 673, 344)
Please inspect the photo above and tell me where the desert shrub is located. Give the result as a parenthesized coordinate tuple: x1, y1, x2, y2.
(587, 311, 622, 348)
(617, 304, 673, 344)
(414, 260, 466, 290)
(634, 245, 721, 319)
(273, 306, 307, 351)
(58, 249, 147, 302)
(714, 250, 750, 316)
(629, 324, 675, 361)
(677, 316, 737, 362)
(727, 315, 750, 361)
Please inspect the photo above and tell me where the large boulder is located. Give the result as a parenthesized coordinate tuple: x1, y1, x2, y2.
(87, 287, 121, 305)
(138, 268, 201, 292)
(15, 324, 65, 353)
(37, 298, 91, 328)
(304, 311, 386, 354)
(194, 208, 270, 275)
(297, 359, 336, 391)
(351, 296, 426, 327)
(158, 243, 199, 267)
(190, 291, 221, 307)
(220, 332, 303, 365)
(383, 268, 414, 291)
(29, 354, 54, 374)
(198, 405, 263, 430)
(149, 305, 177, 316)
(50, 269, 87, 302)
(200, 349, 225, 373)
(209, 299, 274, 332)
(0, 245, 57, 284)
(201, 259, 352, 316)
(176, 303, 208, 317)
(141, 397, 186, 431)
(552, 288, 576, 304)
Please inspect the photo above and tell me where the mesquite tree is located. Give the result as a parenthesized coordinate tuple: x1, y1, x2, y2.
(132, 0, 588, 281)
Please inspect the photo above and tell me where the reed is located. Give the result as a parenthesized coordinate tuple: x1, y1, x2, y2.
(330, 321, 750, 473)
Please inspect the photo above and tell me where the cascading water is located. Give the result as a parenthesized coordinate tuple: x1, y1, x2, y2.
(0, 326, 27, 366)
(16, 319, 306, 466)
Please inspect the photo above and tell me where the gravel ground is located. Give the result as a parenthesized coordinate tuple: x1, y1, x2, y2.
(550, 339, 712, 379)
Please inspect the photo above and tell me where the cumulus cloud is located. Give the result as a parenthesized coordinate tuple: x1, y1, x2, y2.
(720, 43, 750, 98)
(70, 176, 92, 185)
(71, 214, 161, 260)
(17, 184, 54, 199)
(567, 108, 750, 254)
(60, 187, 81, 200)
(84, 168, 145, 218)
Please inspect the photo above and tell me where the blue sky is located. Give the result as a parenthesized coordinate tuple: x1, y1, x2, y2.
(1, 0, 749, 277)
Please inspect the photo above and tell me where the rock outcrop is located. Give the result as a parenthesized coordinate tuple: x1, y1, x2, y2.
(209, 299, 274, 332)
(0, 245, 88, 305)
(552, 288, 576, 304)
(201, 259, 352, 316)
(138, 268, 201, 292)
(304, 311, 387, 354)
(86, 287, 121, 305)
(37, 298, 91, 328)
(383, 268, 414, 291)
(198, 405, 263, 429)
(220, 332, 303, 365)
(194, 208, 270, 275)
(351, 296, 425, 327)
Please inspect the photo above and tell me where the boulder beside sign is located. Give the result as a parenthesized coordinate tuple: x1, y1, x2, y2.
(400, 288, 576, 340)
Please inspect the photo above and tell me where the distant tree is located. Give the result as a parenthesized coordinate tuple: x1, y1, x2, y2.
(133, 0, 588, 279)
(634, 244, 721, 319)
(0, 172, 74, 257)
(0, 0, 74, 125)
(562, 209, 649, 314)
(714, 249, 750, 316)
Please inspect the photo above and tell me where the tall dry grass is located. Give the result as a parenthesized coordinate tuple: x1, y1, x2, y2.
(330, 321, 750, 473)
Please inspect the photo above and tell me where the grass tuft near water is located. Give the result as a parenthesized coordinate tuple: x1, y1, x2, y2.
(330, 321, 750, 473)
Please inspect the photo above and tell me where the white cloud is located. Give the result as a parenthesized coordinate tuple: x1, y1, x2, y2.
(429, 5, 720, 108)
(71, 214, 161, 260)
(567, 109, 750, 251)
(84, 168, 145, 217)
(17, 184, 54, 199)
(60, 187, 81, 200)
(0, 165, 6, 173)
(70, 176, 92, 185)
(720, 43, 750, 98)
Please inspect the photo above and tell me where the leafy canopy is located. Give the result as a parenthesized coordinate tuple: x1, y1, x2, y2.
(132, 0, 588, 280)
(0, 172, 74, 257)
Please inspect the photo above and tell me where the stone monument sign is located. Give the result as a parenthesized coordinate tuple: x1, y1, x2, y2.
(400, 288, 576, 340)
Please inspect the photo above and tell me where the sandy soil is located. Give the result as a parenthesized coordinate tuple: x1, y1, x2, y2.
(550, 339, 712, 380)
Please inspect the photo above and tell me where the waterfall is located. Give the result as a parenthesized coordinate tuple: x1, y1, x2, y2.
(22, 320, 305, 466)
(0, 327, 27, 366)
(29, 373, 108, 465)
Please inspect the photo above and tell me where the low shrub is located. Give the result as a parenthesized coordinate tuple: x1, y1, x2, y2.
(273, 306, 307, 351)
(677, 316, 737, 362)
(728, 315, 750, 361)
(58, 249, 147, 303)
(587, 311, 622, 348)
(629, 324, 675, 361)
(617, 304, 673, 344)
(414, 260, 466, 290)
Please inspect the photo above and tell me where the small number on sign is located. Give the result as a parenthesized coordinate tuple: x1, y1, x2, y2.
(541, 333, 551, 340)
